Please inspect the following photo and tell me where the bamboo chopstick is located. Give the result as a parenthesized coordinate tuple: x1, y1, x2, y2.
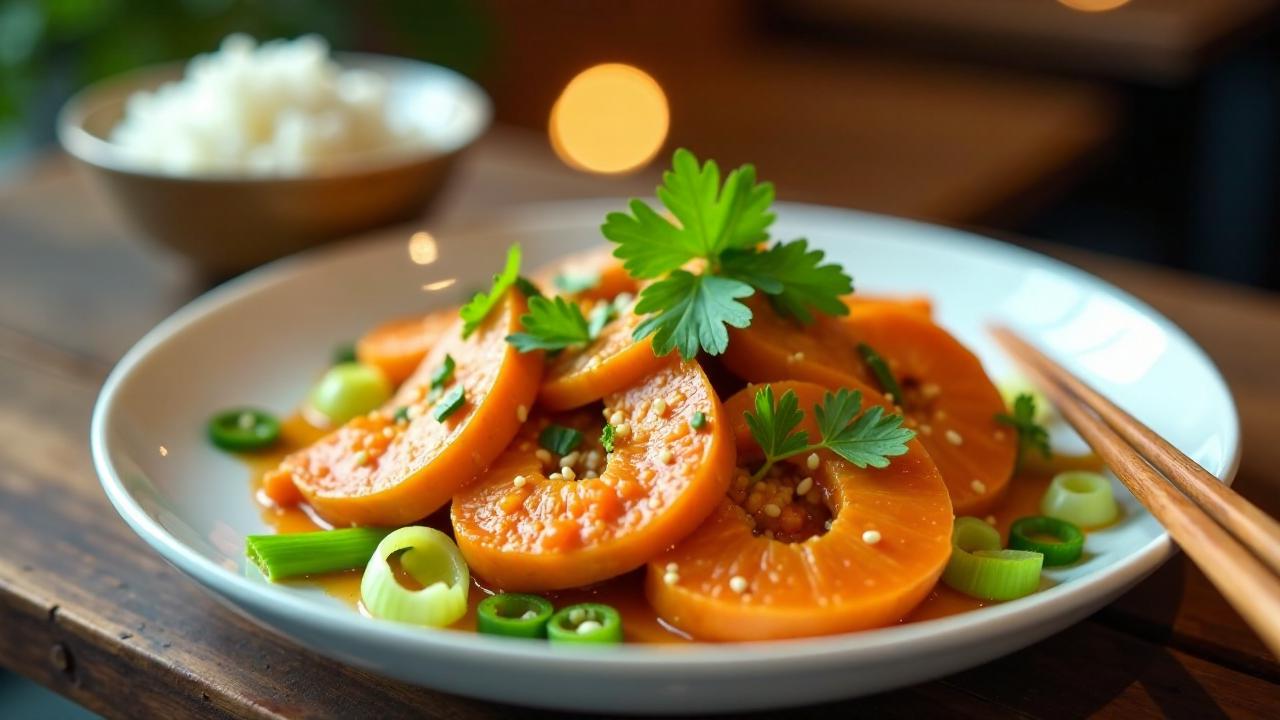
(989, 325, 1280, 657)
(991, 326, 1280, 578)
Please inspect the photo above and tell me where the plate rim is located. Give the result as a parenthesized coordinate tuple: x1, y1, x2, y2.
(90, 198, 1241, 669)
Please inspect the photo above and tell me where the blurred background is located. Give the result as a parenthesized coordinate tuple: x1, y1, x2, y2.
(2, 0, 1279, 287)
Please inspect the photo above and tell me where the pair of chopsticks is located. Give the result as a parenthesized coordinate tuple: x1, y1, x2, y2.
(990, 326, 1280, 656)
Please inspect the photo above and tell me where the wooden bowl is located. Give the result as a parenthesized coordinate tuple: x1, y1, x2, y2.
(57, 53, 490, 277)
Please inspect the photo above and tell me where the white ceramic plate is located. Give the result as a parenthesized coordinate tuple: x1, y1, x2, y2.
(91, 200, 1240, 714)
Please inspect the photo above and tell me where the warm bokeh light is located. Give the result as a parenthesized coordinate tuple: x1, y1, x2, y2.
(1057, 0, 1130, 11)
(422, 278, 457, 292)
(408, 231, 439, 265)
(550, 63, 670, 174)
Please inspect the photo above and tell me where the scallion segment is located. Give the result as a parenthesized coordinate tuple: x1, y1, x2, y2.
(539, 424, 583, 455)
(309, 362, 392, 425)
(246, 527, 390, 581)
(942, 517, 1042, 601)
(1041, 471, 1117, 528)
(857, 342, 904, 402)
(477, 593, 554, 638)
(431, 386, 466, 422)
(1009, 516, 1084, 566)
(547, 603, 622, 644)
(208, 408, 281, 452)
(360, 527, 470, 627)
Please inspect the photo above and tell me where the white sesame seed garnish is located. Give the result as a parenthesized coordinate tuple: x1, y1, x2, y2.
(763, 503, 781, 518)
(921, 383, 941, 399)
(884, 392, 895, 404)
(549, 472, 563, 481)
(659, 449, 674, 464)
(652, 399, 668, 417)
(788, 351, 806, 363)
(971, 479, 987, 495)
(561, 466, 577, 481)
(513, 475, 527, 488)
(583, 470, 599, 479)
(516, 404, 528, 422)
(520, 610, 538, 620)
(862, 530, 882, 545)
(576, 620, 603, 635)
(945, 429, 964, 446)
(614, 422, 631, 438)
(665, 562, 679, 573)
(568, 607, 586, 624)
(610, 410, 625, 425)
(535, 449, 552, 464)
(237, 412, 255, 430)
(648, 497, 660, 509)
(796, 477, 814, 496)
(920, 424, 933, 435)
(561, 451, 580, 468)
(729, 576, 748, 593)
(805, 452, 820, 471)
(824, 519, 833, 530)
(994, 430, 1007, 441)
(663, 571, 680, 586)
(352, 450, 369, 466)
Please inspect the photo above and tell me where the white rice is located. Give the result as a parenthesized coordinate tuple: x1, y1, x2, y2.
(109, 34, 424, 176)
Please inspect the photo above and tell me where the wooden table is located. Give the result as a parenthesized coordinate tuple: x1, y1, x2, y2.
(1, 132, 1278, 718)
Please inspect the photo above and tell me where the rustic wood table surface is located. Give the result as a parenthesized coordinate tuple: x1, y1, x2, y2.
(1, 130, 1278, 718)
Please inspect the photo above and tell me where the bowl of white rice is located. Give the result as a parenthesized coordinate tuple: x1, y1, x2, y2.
(57, 35, 490, 276)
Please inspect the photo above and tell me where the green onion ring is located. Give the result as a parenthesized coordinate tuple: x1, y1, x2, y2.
(942, 516, 1042, 601)
(208, 408, 281, 452)
(1041, 471, 1118, 529)
(547, 603, 623, 644)
(477, 593, 554, 638)
(1009, 516, 1084, 566)
(360, 527, 470, 627)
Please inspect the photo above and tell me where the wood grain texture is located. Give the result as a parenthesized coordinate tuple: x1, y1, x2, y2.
(1, 132, 1278, 716)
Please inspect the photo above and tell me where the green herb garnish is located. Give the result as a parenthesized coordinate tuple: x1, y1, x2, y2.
(507, 296, 592, 352)
(332, 342, 357, 365)
(587, 301, 616, 339)
(554, 268, 601, 294)
(602, 149, 852, 359)
(856, 342, 903, 401)
(460, 245, 522, 337)
(744, 386, 914, 481)
(996, 393, 1051, 464)
(430, 354, 456, 388)
(431, 386, 466, 421)
(600, 424, 616, 453)
(689, 411, 707, 430)
(539, 424, 583, 455)
(392, 405, 410, 423)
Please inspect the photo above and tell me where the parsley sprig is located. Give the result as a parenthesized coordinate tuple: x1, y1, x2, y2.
(602, 149, 852, 359)
(460, 245, 522, 337)
(996, 393, 1051, 464)
(507, 296, 591, 352)
(744, 386, 915, 481)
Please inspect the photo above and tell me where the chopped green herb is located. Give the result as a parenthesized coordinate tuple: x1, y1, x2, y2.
(539, 424, 584, 455)
(392, 406, 410, 423)
(720, 241, 851, 324)
(553, 268, 601, 294)
(331, 342, 357, 365)
(460, 245, 522, 337)
(689, 411, 707, 430)
(431, 386, 466, 421)
(600, 424, 617, 453)
(856, 342, 903, 401)
(996, 393, 1051, 465)
(744, 386, 914, 481)
(430, 354, 456, 388)
(507, 295, 592, 352)
(587, 301, 617, 339)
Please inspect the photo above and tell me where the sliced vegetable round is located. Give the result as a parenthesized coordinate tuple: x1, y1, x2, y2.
(477, 593, 554, 638)
(1009, 515, 1084, 566)
(1042, 471, 1118, 529)
(208, 408, 281, 452)
(360, 526, 470, 627)
(942, 516, 1042, 601)
(547, 603, 622, 644)
(309, 362, 393, 425)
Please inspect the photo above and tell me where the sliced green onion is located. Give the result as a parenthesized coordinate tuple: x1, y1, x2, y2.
(539, 424, 583, 454)
(857, 342, 904, 402)
(547, 603, 622, 644)
(600, 424, 617, 453)
(1042, 471, 1118, 528)
(477, 593, 554, 638)
(942, 516, 1042, 601)
(360, 527, 470, 627)
(689, 411, 707, 430)
(429, 354, 456, 388)
(309, 362, 392, 425)
(246, 528, 390, 581)
(392, 405, 411, 423)
(208, 408, 281, 452)
(432, 386, 466, 421)
(997, 376, 1053, 424)
(332, 342, 358, 365)
(1009, 516, 1084, 566)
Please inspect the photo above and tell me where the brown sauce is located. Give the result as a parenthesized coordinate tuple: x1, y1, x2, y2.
(246, 413, 1102, 642)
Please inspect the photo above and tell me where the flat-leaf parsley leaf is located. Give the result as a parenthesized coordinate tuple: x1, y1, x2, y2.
(460, 245, 522, 337)
(507, 295, 592, 352)
(996, 393, 1051, 464)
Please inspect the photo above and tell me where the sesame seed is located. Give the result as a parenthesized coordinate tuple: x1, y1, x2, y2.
(884, 392, 895, 404)
(561, 451, 580, 468)
(568, 608, 586, 624)
(614, 422, 631, 438)
(576, 620, 603, 635)
(763, 503, 781, 518)
(516, 404, 528, 422)
(407, 405, 423, 420)
(382, 427, 395, 439)
(652, 399, 668, 416)
(535, 449, 552, 464)
(806, 453, 820, 470)
(984, 515, 997, 525)
(921, 383, 941, 399)
(729, 576, 748, 593)
(824, 519, 833, 530)
(352, 450, 369, 466)
(513, 475, 527, 488)
(237, 412, 255, 430)
(520, 610, 538, 620)
(549, 472, 563, 481)
(663, 572, 680, 586)
(648, 497, 660, 509)
(561, 466, 577, 481)
(659, 449, 674, 464)
(862, 530, 882, 545)
(788, 351, 806, 363)
(610, 410, 625, 425)
(920, 424, 933, 436)
(970, 479, 987, 495)
(665, 562, 679, 573)
(945, 429, 964, 446)
(796, 477, 814, 496)
(768, 571, 780, 583)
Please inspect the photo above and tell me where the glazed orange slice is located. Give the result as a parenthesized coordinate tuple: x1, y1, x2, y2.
(645, 381, 952, 641)
(538, 301, 670, 411)
(452, 359, 735, 591)
(842, 306, 1016, 515)
(355, 307, 457, 386)
(268, 289, 543, 526)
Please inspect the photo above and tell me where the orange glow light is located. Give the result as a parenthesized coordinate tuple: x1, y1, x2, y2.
(408, 231, 439, 265)
(550, 63, 670, 175)
(1057, 0, 1130, 11)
